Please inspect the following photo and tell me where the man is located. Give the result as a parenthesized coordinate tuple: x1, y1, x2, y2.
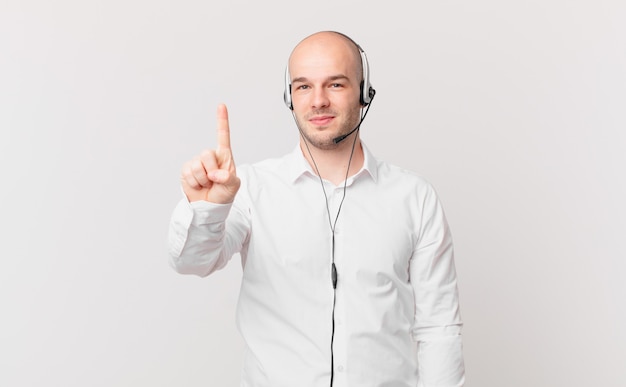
(168, 31, 465, 387)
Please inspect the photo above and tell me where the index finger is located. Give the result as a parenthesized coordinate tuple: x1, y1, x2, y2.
(216, 103, 231, 150)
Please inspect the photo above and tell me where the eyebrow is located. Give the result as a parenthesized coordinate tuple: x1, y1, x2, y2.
(291, 74, 350, 84)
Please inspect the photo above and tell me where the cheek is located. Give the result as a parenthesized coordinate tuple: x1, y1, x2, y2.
(292, 95, 313, 113)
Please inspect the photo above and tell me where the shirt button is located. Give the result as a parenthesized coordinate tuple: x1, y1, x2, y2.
(336, 319, 342, 325)
(337, 365, 344, 372)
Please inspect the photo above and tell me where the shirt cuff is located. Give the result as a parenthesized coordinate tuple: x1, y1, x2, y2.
(189, 200, 233, 226)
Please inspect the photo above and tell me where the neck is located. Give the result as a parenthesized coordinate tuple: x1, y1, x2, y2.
(300, 136, 364, 185)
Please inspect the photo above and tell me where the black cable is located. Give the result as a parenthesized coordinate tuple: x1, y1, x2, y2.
(292, 100, 372, 386)
(298, 115, 361, 387)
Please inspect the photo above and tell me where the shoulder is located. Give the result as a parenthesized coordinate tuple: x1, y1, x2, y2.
(363, 143, 436, 194)
(376, 159, 437, 193)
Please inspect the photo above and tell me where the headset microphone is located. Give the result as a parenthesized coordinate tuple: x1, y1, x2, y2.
(332, 117, 364, 145)
(332, 127, 359, 144)
(332, 89, 376, 144)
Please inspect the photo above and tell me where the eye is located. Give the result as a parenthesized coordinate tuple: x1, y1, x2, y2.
(330, 83, 343, 88)
(295, 84, 310, 90)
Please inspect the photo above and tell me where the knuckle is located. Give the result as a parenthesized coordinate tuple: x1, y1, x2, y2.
(190, 159, 204, 173)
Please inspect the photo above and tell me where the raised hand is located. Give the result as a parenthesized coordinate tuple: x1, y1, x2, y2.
(180, 104, 241, 204)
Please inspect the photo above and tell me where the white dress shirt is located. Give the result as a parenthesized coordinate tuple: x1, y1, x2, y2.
(168, 143, 465, 387)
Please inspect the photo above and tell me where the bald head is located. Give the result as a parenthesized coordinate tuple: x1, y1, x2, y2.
(288, 31, 364, 86)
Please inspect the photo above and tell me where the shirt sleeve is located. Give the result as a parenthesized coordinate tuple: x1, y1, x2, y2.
(410, 183, 465, 387)
(167, 193, 250, 277)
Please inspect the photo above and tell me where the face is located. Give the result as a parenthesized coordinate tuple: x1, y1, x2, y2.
(288, 33, 363, 150)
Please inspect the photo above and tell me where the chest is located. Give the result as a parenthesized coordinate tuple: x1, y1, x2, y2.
(244, 180, 419, 284)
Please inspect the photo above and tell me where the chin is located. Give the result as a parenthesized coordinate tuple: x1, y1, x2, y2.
(301, 131, 340, 150)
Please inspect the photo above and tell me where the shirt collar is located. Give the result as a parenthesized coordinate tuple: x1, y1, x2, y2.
(285, 142, 379, 184)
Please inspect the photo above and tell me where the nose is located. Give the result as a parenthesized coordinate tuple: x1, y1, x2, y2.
(311, 87, 330, 109)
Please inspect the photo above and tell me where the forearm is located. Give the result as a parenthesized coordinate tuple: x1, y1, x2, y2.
(411, 256, 465, 386)
(167, 198, 243, 277)
(415, 327, 465, 387)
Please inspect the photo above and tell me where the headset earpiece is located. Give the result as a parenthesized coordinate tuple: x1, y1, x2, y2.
(284, 67, 294, 110)
(358, 47, 374, 106)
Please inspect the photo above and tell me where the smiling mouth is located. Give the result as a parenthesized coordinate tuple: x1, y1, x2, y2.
(309, 116, 334, 126)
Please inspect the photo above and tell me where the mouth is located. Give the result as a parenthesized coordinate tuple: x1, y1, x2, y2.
(308, 115, 334, 127)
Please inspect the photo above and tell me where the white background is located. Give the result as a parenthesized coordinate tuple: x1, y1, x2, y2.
(1, 1, 625, 386)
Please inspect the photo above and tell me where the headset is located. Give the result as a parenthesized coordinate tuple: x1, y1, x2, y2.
(283, 32, 375, 110)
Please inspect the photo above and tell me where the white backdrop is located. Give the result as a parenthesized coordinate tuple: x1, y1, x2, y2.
(1, 1, 625, 386)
